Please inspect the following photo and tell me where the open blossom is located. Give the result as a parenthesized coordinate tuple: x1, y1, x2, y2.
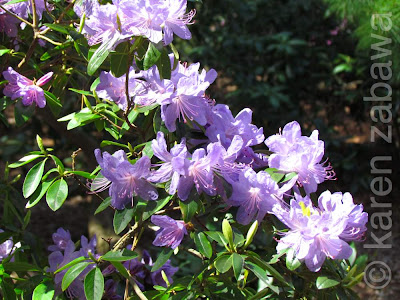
(0, 229, 20, 262)
(48, 228, 72, 252)
(2, 67, 53, 108)
(95, 149, 158, 209)
(151, 215, 188, 249)
(147, 132, 189, 195)
(273, 191, 367, 272)
(265, 121, 335, 194)
(227, 168, 296, 225)
(118, 0, 195, 45)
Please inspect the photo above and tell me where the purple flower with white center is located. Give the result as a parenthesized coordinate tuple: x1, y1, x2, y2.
(148, 132, 189, 195)
(48, 228, 72, 252)
(2, 67, 53, 108)
(272, 191, 366, 272)
(206, 104, 265, 149)
(265, 121, 335, 194)
(96, 69, 139, 111)
(317, 190, 367, 241)
(150, 259, 179, 287)
(151, 215, 188, 249)
(227, 168, 296, 225)
(79, 235, 99, 258)
(95, 149, 158, 210)
(177, 143, 224, 201)
(163, 0, 195, 45)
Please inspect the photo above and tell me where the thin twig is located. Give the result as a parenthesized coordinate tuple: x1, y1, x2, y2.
(37, 34, 63, 46)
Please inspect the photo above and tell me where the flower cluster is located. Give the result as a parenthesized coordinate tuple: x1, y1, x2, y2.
(75, 0, 195, 50)
(47, 228, 99, 299)
(272, 191, 367, 271)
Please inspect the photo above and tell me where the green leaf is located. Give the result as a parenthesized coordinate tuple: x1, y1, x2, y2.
(151, 248, 174, 272)
(143, 43, 161, 70)
(68, 171, 96, 179)
(62, 262, 92, 291)
(282, 172, 297, 183)
(55, 256, 87, 274)
(110, 261, 130, 279)
(14, 101, 35, 126)
(90, 78, 101, 91)
(245, 261, 279, 294)
(94, 197, 111, 215)
(156, 48, 171, 79)
(121, 109, 139, 131)
(100, 140, 129, 149)
(23, 159, 47, 198)
(110, 42, 130, 77)
(1, 280, 16, 300)
(231, 253, 244, 280)
(113, 207, 134, 234)
(4, 0, 27, 6)
(8, 154, 44, 168)
(141, 195, 172, 221)
(316, 276, 340, 289)
(44, 91, 62, 116)
(205, 231, 229, 249)
(43, 23, 70, 35)
(222, 219, 234, 250)
(3, 262, 40, 272)
(194, 232, 212, 259)
(69, 88, 92, 96)
(50, 155, 64, 174)
(101, 249, 138, 262)
(244, 220, 258, 249)
(84, 268, 104, 300)
(214, 254, 232, 273)
(46, 178, 68, 211)
(285, 248, 301, 271)
(0, 49, 11, 56)
(247, 255, 289, 287)
(179, 198, 198, 222)
(87, 35, 119, 75)
(32, 281, 54, 300)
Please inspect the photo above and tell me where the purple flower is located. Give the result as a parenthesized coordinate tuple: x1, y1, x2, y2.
(206, 104, 264, 149)
(79, 235, 99, 258)
(227, 168, 296, 225)
(104, 279, 122, 300)
(48, 228, 72, 252)
(118, 0, 195, 45)
(150, 259, 178, 287)
(0, 230, 19, 262)
(265, 121, 335, 194)
(272, 191, 366, 272)
(177, 143, 224, 201)
(95, 149, 158, 209)
(151, 215, 187, 249)
(48, 240, 87, 299)
(0, 10, 21, 37)
(148, 132, 189, 195)
(96, 69, 139, 111)
(2, 67, 53, 108)
(317, 190, 368, 241)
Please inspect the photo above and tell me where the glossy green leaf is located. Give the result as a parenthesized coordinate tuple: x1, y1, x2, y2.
(55, 256, 87, 274)
(113, 207, 134, 234)
(214, 254, 232, 273)
(110, 42, 130, 77)
(84, 268, 104, 300)
(94, 197, 111, 215)
(44, 91, 62, 116)
(62, 262, 92, 291)
(194, 232, 212, 259)
(101, 249, 138, 262)
(32, 281, 54, 300)
(143, 43, 161, 70)
(179, 198, 198, 222)
(151, 248, 174, 272)
(87, 35, 119, 75)
(46, 178, 68, 211)
(245, 261, 279, 294)
(285, 248, 301, 271)
(23, 159, 47, 198)
(316, 276, 340, 289)
(14, 100, 35, 126)
(8, 154, 44, 168)
(231, 253, 244, 280)
(3, 262, 40, 272)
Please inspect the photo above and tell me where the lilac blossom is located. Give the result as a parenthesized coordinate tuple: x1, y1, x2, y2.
(265, 121, 335, 194)
(2, 67, 53, 108)
(177, 143, 224, 201)
(0, 230, 20, 262)
(206, 104, 265, 149)
(147, 132, 189, 195)
(94, 149, 158, 209)
(48, 228, 72, 252)
(48, 240, 87, 299)
(118, 0, 195, 45)
(0, 8, 21, 37)
(79, 235, 100, 259)
(227, 168, 296, 225)
(151, 215, 187, 249)
(273, 191, 366, 272)
(96, 69, 139, 111)
(317, 190, 368, 241)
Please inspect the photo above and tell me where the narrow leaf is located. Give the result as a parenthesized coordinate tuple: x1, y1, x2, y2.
(62, 262, 92, 291)
(23, 159, 47, 198)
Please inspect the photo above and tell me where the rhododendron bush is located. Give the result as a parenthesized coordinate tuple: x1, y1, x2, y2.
(0, 0, 368, 299)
